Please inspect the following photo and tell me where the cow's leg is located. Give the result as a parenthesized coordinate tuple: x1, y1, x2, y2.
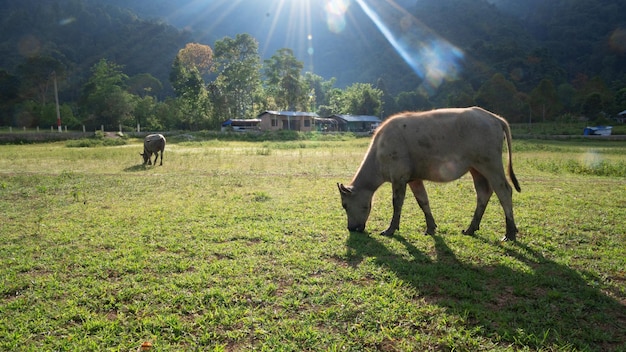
(408, 180, 437, 235)
(152, 152, 158, 166)
(381, 182, 407, 237)
(463, 168, 493, 236)
(158, 149, 163, 166)
(487, 171, 518, 241)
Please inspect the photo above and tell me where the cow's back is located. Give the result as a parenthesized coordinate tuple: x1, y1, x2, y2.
(372, 107, 506, 181)
(144, 134, 166, 152)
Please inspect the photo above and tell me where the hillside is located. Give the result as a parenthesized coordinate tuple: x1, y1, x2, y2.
(0, 0, 191, 99)
(0, 0, 624, 120)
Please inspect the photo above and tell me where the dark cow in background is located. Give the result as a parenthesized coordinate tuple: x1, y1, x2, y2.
(338, 107, 521, 241)
(141, 134, 166, 166)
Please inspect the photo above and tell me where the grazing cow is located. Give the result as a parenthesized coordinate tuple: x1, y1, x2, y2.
(337, 107, 521, 241)
(140, 134, 166, 166)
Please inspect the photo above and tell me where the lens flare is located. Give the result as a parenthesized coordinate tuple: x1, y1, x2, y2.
(325, 0, 350, 33)
(354, 0, 464, 94)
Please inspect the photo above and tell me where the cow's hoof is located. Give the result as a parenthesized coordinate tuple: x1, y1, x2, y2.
(501, 235, 516, 242)
(380, 230, 395, 237)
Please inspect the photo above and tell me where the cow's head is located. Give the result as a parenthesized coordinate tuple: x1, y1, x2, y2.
(337, 183, 373, 232)
(140, 152, 150, 164)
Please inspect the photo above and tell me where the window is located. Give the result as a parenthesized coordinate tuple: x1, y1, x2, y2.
(304, 119, 310, 127)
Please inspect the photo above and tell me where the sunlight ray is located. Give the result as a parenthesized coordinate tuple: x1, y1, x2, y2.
(354, 0, 464, 94)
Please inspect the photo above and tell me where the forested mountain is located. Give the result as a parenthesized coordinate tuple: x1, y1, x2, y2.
(0, 0, 190, 99)
(0, 0, 624, 130)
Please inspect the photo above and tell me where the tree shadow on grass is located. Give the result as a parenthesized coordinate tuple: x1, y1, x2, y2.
(345, 232, 626, 351)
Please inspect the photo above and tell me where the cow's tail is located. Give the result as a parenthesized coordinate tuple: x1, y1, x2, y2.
(502, 119, 521, 192)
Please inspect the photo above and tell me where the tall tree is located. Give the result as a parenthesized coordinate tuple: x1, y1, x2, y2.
(177, 43, 214, 82)
(529, 79, 562, 121)
(169, 56, 211, 129)
(343, 83, 382, 116)
(0, 70, 20, 126)
(127, 73, 163, 98)
(475, 73, 525, 122)
(80, 59, 134, 129)
(264, 48, 306, 110)
(213, 34, 262, 119)
(16, 56, 65, 106)
(303, 72, 336, 112)
(395, 90, 432, 113)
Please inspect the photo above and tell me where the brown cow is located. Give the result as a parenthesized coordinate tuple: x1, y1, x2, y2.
(338, 107, 521, 241)
(140, 134, 166, 166)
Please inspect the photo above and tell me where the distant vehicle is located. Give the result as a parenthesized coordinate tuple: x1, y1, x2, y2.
(368, 123, 380, 134)
(583, 126, 612, 136)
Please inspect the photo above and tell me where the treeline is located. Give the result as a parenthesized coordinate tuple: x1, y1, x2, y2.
(1, 0, 625, 132)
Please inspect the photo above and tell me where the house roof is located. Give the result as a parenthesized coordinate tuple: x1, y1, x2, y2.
(258, 110, 319, 118)
(330, 114, 381, 123)
(618, 110, 626, 115)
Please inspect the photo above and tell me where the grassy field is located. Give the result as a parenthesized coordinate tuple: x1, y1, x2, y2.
(1, 135, 625, 351)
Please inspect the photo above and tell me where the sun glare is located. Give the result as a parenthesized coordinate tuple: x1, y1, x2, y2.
(165, 0, 463, 89)
(354, 0, 464, 94)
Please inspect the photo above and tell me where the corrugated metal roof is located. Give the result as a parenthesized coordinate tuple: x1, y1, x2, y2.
(331, 114, 381, 123)
(259, 110, 319, 117)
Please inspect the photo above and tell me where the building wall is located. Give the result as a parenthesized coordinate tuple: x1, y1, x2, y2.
(259, 114, 315, 132)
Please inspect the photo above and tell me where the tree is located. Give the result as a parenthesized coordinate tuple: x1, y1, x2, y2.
(318, 88, 345, 116)
(177, 43, 213, 75)
(395, 90, 432, 112)
(343, 83, 382, 116)
(303, 73, 336, 112)
(581, 92, 604, 121)
(127, 73, 163, 97)
(433, 80, 475, 108)
(376, 78, 397, 117)
(169, 56, 211, 129)
(615, 88, 626, 112)
(0, 69, 20, 126)
(264, 48, 307, 110)
(212, 34, 262, 119)
(475, 73, 525, 122)
(529, 78, 562, 121)
(574, 76, 614, 117)
(80, 59, 135, 129)
(16, 56, 65, 106)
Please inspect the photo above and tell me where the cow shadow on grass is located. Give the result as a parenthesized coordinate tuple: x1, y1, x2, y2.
(123, 164, 149, 172)
(345, 232, 626, 351)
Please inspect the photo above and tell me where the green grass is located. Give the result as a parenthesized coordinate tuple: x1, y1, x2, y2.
(0, 136, 625, 351)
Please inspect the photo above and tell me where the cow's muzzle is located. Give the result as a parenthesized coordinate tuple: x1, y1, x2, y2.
(348, 225, 365, 232)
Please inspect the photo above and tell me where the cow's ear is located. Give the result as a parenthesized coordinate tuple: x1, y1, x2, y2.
(337, 183, 352, 195)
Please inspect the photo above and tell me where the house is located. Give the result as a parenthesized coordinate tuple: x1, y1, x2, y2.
(257, 111, 319, 132)
(313, 117, 339, 132)
(329, 114, 382, 132)
(221, 119, 261, 132)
